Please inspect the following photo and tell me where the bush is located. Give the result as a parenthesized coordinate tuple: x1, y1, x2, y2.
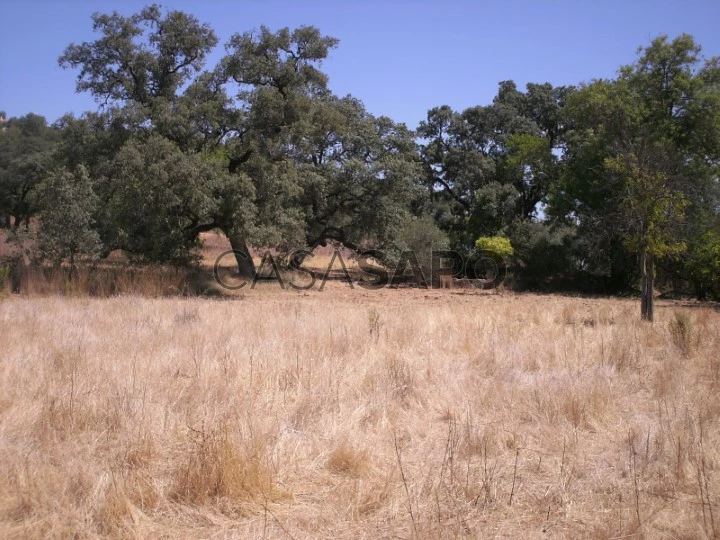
(508, 222, 585, 290)
(686, 230, 720, 300)
(475, 236, 514, 257)
(388, 215, 449, 284)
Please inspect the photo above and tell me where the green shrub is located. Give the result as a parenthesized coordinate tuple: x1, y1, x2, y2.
(686, 231, 720, 300)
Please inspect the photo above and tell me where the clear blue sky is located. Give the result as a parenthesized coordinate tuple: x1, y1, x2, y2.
(1, 0, 719, 128)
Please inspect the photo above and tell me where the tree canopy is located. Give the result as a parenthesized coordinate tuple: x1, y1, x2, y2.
(1, 5, 718, 312)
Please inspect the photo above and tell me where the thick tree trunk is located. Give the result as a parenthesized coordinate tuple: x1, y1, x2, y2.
(227, 233, 256, 279)
(640, 251, 654, 322)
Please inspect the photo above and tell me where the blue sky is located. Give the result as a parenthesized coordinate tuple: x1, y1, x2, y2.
(1, 0, 719, 128)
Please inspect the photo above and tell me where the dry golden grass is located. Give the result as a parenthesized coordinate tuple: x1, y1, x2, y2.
(0, 287, 719, 539)
(3, 264, 202, 298)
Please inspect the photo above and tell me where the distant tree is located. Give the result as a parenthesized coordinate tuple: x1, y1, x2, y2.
(287, 94, 423, 265)
(59, 6, 423, 278)
(418, 82, 571, 247)
(0, 114, 59, 229)
(35, 166, 101, 269)
(391, 214, 449, 281)
(99, 134, 236, 265)
(605, 150, 688, 320)
(548, 78, 639, 291)
(558, 34, 720, 319)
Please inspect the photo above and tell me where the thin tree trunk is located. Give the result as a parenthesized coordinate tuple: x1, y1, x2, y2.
(10, 256, 26, 294)
(647, 253, 655, 322)
(227, 233, 256, 279)
(641, 251, 654, 322)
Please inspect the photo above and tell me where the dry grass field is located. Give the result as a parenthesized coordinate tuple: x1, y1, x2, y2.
(1, 285, 719, 539)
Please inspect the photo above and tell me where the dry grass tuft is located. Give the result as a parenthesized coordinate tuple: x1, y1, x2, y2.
(326, 440, 370, 477)
(668, 309, 694, 356)
(170, 425, 279, 507)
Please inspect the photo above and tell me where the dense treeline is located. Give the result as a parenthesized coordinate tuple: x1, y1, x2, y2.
(1, 5, 719, 312)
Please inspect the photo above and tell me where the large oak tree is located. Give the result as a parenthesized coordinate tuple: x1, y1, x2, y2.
(57, 5, 421, 277)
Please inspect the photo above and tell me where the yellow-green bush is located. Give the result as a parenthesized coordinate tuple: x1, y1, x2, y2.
(475, 236, 514, 257)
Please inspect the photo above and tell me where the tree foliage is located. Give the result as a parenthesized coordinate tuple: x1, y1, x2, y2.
(35, 166, 101, 267)
(0, 114, 59, 229)
(417, 81, 570, 245)
(53, 5, 421, 276)
(553, 34, 720, 314)
(475, 236, 514, 258)
(2, 7, 718, 311)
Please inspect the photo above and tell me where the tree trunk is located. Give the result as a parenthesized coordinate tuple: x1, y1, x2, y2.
(10, 256, 27, 294)
(641, 251, 654, 322)
(227, 233, 256, 279)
